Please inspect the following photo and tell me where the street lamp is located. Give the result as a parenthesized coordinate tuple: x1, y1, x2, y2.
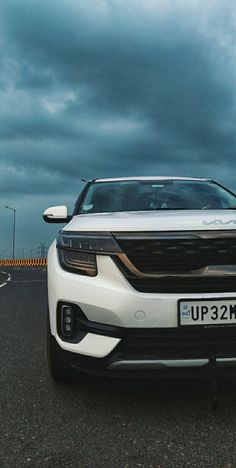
(4, 206, 16, 259)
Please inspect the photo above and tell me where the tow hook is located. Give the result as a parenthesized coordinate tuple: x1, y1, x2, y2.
(209, 357, 219, 410)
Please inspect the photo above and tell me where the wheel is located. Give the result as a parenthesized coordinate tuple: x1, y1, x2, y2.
(47, 313, 79, 383)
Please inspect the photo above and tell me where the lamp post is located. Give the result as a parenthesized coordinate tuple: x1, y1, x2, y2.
(4, 206, 16, 259)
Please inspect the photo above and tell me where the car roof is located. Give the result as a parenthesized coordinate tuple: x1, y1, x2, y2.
(94, 176, 209, 183)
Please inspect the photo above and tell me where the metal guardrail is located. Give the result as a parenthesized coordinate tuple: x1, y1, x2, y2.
(0, 258, 47, 267)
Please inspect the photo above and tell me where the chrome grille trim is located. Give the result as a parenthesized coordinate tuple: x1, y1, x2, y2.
(116, 254, 236, 278)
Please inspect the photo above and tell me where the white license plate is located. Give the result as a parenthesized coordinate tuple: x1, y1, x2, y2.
(179, 298, 236, 326)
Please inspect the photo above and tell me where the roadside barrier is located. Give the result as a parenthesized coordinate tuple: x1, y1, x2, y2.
(0, 258, 47, 267)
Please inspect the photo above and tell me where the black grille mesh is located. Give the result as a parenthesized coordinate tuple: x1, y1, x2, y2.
(116, 235, 236, 273)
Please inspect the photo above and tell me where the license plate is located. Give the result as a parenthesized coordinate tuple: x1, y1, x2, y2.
(178, 298, 236, 327)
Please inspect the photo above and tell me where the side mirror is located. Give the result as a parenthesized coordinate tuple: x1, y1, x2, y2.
(43, 206, 72, 224)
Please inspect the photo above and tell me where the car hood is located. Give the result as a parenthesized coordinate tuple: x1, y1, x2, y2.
(64, 210, 236, 232)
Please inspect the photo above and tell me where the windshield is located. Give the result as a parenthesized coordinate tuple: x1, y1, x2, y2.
(79, 180, 236, 214)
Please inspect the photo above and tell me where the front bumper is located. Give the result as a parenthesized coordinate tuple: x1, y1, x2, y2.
(53, 303, 236, 378)
(53, 332, 236, 379)
(48, 242, 236, 376)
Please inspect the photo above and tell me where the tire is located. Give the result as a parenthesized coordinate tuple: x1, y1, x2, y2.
(47, 313, 79, 383)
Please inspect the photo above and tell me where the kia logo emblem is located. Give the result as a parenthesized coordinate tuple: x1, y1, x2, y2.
(203, 220, 236, 225)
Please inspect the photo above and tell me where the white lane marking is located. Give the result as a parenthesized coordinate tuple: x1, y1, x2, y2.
(0, 271, 11, 289)
(1, 271, 11, 281)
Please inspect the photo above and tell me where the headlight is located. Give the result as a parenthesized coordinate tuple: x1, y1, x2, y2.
(58, 249, 97, 276)
(57, 231, 121, 276)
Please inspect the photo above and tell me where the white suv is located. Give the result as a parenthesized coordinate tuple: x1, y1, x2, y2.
(44, 176, 236, 382)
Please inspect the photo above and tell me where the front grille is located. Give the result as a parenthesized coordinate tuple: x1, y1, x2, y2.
(113, 231, 236, 293)
(116, 327, 236, 359)
(119, 275, 236, 293)
(115, 232, 236, 273)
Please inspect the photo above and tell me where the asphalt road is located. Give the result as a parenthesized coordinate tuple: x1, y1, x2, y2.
(1, 268, 236, 467)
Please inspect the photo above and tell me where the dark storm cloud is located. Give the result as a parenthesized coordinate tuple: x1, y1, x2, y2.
(1, 0, 236, 254)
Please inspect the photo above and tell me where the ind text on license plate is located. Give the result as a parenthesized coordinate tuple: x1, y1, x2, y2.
(179, 299, 236, 326)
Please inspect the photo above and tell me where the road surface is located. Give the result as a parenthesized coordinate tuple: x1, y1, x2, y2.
(0, 268, 236, 467)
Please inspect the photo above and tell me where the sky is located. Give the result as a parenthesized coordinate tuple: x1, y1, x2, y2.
(0, 0, 236, 258)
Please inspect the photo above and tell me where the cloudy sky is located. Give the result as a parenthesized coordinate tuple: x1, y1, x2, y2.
(0, 0, 236, 257)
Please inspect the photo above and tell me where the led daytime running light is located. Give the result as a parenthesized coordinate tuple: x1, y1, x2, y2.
(57, 231, 121, 254)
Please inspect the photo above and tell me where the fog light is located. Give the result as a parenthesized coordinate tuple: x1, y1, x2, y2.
(61, 305, 74, 337)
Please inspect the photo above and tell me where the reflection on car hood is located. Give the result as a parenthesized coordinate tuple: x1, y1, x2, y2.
(64, 210, 236, 232)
